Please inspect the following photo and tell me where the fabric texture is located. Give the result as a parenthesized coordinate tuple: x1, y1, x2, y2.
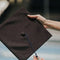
(0, 8, 52, 60)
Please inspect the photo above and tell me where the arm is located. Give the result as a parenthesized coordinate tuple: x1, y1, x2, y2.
(27, 14, 60, 30)
(44, 19, 60, 30)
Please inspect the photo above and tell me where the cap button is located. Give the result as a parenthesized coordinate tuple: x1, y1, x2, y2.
(21, 32, 26, 37)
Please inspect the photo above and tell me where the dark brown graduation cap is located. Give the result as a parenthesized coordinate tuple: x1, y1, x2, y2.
(0, 8, 52, 60)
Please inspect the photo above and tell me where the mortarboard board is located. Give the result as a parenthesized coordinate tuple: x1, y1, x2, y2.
(0, 8, 52, 60)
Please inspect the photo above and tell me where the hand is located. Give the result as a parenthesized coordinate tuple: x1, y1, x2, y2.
(27, 14, 46, 24)
(27, 14, 49, 28)
(33, 56, 44, 60)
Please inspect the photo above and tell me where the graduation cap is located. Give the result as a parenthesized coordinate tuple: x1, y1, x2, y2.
(0, 8, 52, 60)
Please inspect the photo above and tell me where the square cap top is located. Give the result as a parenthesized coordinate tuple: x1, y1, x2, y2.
(0, 8, 52, 60)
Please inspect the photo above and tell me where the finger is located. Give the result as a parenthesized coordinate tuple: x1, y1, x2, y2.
(34, 56, 37, 59)
(33, 56, 41, 60)
(44, 25, 49, 28)
(41, 58, 44, 60)
(27, 15, 37, 18)
(33, 56, 37, 60)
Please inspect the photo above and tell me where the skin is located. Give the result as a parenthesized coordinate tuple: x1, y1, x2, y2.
(33, 56, 44, 60)
(27, 14, 60, 30)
